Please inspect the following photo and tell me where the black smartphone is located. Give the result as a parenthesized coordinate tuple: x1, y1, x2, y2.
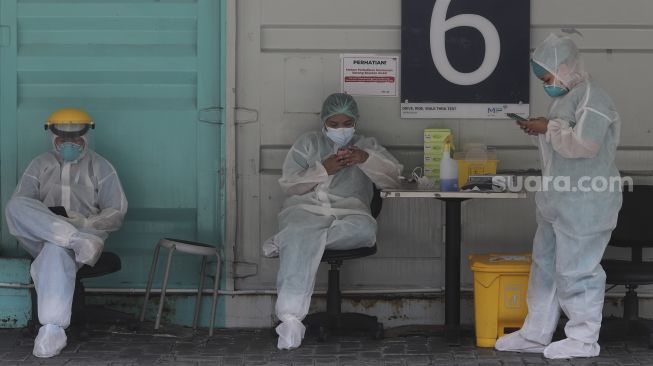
(506, 113, 528, 121)
(48, 206, 69, 218)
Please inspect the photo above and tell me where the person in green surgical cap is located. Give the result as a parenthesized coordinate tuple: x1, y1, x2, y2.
(263, 93, 402, 350)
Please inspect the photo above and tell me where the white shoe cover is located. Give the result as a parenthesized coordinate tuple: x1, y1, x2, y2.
(276, 317, 305, 350)
(543, 338, 600, 359)
(495, 331, 546, 353)
(69, 231, 104, 266)
(33, 324, 67, 358)
(262, 236, 280, 258)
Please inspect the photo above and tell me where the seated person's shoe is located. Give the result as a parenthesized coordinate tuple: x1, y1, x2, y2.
(495, 331, 546, 353)
(69, 232, 104, 266)
(33, 324, 67, 358)
(543, 338, 600, 359)
(276, 317, 305, 350)
(262, 236, 279, 258)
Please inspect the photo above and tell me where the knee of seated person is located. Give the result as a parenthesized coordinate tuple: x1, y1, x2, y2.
(40, 243, 75, 260)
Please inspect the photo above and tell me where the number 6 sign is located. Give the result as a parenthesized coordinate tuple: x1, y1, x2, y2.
(430, 0, 500, 86)
(401, 0, 530, 119)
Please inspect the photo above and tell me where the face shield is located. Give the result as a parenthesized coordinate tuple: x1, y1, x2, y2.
(45, 108, 95, 162)
(49, 124, 93, 162)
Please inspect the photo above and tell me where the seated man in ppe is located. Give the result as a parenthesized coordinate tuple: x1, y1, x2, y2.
(495, 34, 622, 359)
(263, 93, 403, 350)
(5, 108, 128, 358)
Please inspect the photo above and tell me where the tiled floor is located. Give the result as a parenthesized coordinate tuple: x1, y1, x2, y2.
(1, 322, 652, 365)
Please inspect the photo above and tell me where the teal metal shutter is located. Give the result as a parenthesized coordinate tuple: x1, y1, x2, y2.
(1, 1, 226, 292)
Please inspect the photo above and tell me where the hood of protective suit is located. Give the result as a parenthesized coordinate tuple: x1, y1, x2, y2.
(532, 33, 588, 89)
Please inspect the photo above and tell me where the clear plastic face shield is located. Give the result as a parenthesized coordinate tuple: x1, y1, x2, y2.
(48, 123, 94, 162)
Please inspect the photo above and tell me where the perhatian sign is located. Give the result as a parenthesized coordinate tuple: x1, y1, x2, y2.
(341, 54, 398, 97)
(401, 0, 530, 118)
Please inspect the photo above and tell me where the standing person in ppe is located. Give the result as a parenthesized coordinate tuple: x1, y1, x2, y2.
(262, 93, 402, 350)
(5, 108, 128, 358)
(495, 34, 622, 359)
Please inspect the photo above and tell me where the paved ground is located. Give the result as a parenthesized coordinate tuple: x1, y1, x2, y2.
(1, 322, 652, 365)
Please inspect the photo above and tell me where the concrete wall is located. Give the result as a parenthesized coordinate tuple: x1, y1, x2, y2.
(229, 0, 653, 327)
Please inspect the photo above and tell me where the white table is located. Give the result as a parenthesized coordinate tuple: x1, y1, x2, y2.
(381, 183, 526, 343)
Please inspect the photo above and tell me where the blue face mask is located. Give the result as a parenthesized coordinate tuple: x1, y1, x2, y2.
(58, 142, 83, 162)
(543, 84, 569, 98)
(325, 127, 355, 147)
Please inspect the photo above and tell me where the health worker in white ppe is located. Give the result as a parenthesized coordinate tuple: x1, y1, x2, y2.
(5, 108, 128, 358)
(263, 93, 403, 350)
(495, 34, 622, 359)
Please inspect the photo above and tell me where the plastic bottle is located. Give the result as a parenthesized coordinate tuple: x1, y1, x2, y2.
(439, 143, 458, 192)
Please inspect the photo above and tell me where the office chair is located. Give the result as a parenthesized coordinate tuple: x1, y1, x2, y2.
(303, 185, 384, 341)
(601, 185, 653, 346)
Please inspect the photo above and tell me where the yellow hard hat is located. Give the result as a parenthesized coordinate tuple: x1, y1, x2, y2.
(44, 108, 95, 137)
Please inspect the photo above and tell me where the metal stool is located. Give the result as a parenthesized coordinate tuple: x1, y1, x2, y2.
(140, 238, 221, 336)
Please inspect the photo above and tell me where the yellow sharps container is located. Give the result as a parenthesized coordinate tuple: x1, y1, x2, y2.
(468, 253, 532, 347)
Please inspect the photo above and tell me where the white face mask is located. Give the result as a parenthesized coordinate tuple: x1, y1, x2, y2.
(325, 127, 355, 146)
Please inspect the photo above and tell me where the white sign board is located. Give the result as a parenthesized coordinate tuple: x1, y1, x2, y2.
(341, 54, 398, 97)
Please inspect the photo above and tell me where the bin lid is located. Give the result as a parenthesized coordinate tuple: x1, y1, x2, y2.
(469, 253, 531, 273)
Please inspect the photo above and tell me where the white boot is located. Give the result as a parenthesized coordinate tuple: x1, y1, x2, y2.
(262, 236, 280, 258)
(495, 331, 546, 353)
(33, 324, 67, 358)
(276, 317, 305, 350)
(69, 231, 104, 266)
(543, 338, 600, 359)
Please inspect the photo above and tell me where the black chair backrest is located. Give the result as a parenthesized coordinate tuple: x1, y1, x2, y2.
(609, 185, 653, 251)
(370, 185, 383, 218)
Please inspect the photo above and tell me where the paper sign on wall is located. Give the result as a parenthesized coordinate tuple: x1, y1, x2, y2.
(341, 54, 398, 97)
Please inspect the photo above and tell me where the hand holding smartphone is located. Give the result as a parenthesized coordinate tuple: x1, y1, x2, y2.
(337, 148, 351, 156)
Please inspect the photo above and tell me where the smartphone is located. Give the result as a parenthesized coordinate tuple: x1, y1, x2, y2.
(506, 113, 528, 121)
(48, 206, 69, 218)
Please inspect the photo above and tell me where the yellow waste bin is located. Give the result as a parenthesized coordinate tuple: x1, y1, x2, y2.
(468, 253, 532, 347)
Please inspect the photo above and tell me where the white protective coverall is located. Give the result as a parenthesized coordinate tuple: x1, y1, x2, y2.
(5, 133, 128, 358)
(495, 34, 622, 359)
(268, 94, 403, 350)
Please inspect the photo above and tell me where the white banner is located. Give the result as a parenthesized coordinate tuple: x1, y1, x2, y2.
(341, 54, 398, 97)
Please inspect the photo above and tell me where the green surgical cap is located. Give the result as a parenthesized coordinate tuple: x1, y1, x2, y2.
(320, 93, 359, 124)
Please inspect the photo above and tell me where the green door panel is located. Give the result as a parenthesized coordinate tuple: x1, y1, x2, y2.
(0, 1, 226, 292)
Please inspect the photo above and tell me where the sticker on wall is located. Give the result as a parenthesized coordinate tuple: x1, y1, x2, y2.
(401, 0, 530, 118)
(341, 54, 399, 97)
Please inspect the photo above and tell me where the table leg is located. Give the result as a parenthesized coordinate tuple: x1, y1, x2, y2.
(444, 199, 463, 344)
